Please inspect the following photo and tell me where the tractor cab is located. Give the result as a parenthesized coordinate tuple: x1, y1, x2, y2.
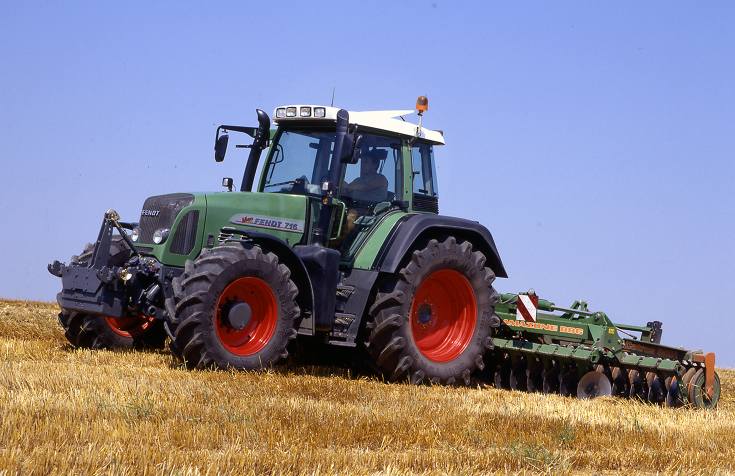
(253, 101, 445, 254)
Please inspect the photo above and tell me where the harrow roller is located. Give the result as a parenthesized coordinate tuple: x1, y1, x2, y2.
(485, 291, 721, 409)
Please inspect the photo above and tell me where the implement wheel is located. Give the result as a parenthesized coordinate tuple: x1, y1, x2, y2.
(58, 239, 166, 349)
(364, 236, 500, 386)
(687, 369, 720, 410)
(166, 244, 299, 370)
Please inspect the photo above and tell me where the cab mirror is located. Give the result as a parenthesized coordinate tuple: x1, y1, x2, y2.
(340, 133, 363, 164)
(215, 134, 229, 162)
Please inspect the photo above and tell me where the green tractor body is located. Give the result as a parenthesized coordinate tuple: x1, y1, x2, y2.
(48, 98, 719, 408)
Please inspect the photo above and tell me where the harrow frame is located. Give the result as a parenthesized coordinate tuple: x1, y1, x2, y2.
(489, 291, 718, 409)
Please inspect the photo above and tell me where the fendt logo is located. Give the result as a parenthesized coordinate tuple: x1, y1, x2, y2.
(141, 210, 161, 217)
(230, 214, 304, 233)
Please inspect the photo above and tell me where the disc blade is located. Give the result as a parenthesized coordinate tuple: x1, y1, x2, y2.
(611, 367, 630, 396)
(665, 376, 682, 408)
(560, 367, 580, 398)
(542, 364, 561, 394)
(526, 359, 544, 393)
(509, 358, 528, 391)
(577, 371, 612, 399)
(629, 370, 648, 401)
(494, 354, 511, 390)
(647, 372, 665, 405)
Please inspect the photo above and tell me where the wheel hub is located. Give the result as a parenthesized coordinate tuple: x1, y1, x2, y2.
(221, 301, 252, 330)
(416, 303, 433, 325)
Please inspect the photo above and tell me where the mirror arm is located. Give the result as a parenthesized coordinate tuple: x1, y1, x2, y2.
(240, 109, 271, 192)
(214, 123, 263, 162)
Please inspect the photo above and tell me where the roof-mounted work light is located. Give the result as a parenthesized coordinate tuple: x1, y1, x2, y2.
(415, 95, 428, 137)
(416, 96, 428, 113)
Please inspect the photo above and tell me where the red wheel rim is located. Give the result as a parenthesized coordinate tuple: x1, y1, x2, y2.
(106, 315, 156, 338)
(410, 269, 477, 363)
(215, 277, 278, 356)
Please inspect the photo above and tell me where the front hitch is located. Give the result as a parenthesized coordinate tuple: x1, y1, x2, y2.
(48, 210, 136, 318)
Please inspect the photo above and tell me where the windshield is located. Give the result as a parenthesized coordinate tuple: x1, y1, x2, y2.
(261, 128, 403, 204)
(261, 128, 336, 195)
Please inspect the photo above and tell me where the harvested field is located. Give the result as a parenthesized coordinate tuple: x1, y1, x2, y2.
(1, 298, 733, 475)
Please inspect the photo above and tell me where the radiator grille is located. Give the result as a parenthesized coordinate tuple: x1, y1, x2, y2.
(412, 194, 439, 214)
(170, 210, 199, 255)
(138, 193, 195, 244)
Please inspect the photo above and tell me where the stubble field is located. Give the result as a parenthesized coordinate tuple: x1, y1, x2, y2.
(1, 298, 733, 475)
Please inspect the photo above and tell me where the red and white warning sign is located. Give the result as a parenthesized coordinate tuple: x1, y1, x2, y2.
(516, 294, 538, 322)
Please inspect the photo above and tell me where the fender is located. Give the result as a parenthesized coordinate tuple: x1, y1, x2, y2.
(239, 230, 316, 335)
(371, 214, 508, 278)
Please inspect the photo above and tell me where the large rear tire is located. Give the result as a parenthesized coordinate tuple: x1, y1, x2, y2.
(57, 238, 166, 349)
(363, 236, 500, 385)
(165, 244, 299, 370)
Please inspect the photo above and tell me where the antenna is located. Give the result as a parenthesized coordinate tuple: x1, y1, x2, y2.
(331, 87, 335, 107)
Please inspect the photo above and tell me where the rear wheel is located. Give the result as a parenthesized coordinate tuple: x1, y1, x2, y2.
(57, 239, 166, 349)
(165, 244, 299, 370)
(363, 236, 500, 385)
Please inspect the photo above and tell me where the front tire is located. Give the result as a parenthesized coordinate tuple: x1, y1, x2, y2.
(166, 244, 299, 370)
(364, 236, 500, 385)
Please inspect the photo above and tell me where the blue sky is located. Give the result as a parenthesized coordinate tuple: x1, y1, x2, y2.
(2, 2, 733, 367)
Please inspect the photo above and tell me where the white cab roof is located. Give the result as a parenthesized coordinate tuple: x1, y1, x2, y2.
(273, 105, 445, 145)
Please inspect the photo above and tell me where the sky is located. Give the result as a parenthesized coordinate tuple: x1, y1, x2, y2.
(1, 2, 733, 367)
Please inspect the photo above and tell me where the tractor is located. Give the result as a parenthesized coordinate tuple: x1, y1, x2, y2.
(48, 97, 719, 408)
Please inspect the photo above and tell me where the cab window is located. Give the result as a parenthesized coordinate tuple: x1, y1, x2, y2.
(411, 141, 438, 198)
(341, 133, 402, 204)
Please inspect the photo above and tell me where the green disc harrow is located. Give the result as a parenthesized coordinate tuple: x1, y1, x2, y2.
(487, 291, 720, 409)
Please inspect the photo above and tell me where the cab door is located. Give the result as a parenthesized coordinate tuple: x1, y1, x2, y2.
(336, 134, 407, 259)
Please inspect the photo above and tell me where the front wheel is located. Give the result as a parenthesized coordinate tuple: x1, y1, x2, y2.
(166, 244, 299, 370)
(363, 236, 500, 385)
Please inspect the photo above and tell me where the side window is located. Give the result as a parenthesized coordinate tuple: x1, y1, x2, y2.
(411, 142, 439, 198)
(341, 133, 402, 203)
